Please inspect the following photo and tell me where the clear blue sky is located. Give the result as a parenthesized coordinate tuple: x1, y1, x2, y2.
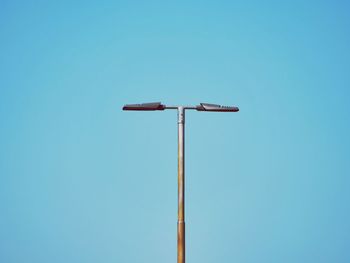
(1, 1, 349, 262)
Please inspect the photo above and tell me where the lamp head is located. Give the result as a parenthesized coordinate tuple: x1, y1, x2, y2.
(196, 103, 239, 112)
(123, 102, 165, 111)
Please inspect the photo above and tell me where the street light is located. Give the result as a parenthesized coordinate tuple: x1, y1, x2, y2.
(123, 102, 239, 263)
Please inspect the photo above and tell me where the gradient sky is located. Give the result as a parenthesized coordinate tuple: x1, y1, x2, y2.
(1, 1, 350, 262)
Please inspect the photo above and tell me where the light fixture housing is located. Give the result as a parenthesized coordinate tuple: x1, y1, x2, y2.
(196, 103, 239, 112)
(123, 102, 165, 111)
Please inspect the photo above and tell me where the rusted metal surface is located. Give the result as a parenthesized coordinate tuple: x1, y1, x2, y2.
(177, 221, 185, 263)
(177, 107, 185, 263)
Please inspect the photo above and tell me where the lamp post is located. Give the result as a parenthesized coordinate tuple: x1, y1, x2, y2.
(123, 102, 239, 263)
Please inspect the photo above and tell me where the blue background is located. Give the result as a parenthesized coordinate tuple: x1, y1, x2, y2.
(1, 1, 349, 262)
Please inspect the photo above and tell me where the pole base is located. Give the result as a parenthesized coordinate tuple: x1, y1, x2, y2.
(177, 221, 185, 263)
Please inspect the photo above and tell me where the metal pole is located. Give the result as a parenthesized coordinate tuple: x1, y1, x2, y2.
(177, 107, 185, 263)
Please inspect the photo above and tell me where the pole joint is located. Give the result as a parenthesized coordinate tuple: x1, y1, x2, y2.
(178, 107, 185, 124)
